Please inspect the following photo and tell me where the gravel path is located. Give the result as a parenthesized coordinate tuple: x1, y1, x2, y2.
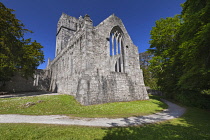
(0, 99, 186, 127)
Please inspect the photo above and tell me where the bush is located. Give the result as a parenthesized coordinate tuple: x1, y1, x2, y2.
(174, 91, 210, 109)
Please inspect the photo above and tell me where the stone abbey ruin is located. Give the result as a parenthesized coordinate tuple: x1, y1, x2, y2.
(3, 13, 149, 105)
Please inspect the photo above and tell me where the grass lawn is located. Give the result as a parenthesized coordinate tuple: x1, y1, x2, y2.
(0, 95, 167, 118)
(0, 107, 210, 140)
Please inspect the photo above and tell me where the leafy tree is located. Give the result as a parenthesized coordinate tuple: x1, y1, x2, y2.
(139, 52, 158, 89)
(177, 0, 210, 91)
(148, 15, 181, 97)
(0, 2, 44, 85)
(139, 52, 152, 69)
(149, 0, 210, 108)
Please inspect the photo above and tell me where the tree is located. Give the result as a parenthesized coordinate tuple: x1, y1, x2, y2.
(177, 0, 210, 91)
(0, 2, 44, 85)
(148, 15, 181, 96)
(139, 52, 158, 89)
(149, 0, 210, 108)
(139, 52, 153, 69)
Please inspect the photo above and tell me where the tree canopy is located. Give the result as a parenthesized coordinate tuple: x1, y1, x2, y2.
(0, 2, 44, 84)
(148, 0, 210, 108)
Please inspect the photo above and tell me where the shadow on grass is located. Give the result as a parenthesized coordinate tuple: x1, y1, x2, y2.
(150, 95, 168, 110)
(102, 108, 210, 140)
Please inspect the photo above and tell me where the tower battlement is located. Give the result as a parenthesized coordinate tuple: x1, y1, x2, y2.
(56, 13, 79, 56)
(56, 13, 78, 33)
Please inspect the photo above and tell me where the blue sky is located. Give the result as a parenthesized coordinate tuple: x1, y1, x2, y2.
(2, 0, 185, 69)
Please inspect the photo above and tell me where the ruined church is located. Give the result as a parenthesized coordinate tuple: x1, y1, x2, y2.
(2, 13, 149, 105)
(45, 13, 149, 105)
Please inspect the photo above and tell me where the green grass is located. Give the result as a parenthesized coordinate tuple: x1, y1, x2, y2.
(0, 124, 105, 140)
(0, 107, 210, 140)
(0, 95, 167, 118)
(103, 108, 210, 140)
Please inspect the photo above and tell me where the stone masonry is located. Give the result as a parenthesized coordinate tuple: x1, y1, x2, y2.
(45, 13, 149, 105)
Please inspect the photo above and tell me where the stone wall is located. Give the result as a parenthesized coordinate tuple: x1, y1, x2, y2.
(1, 70, 50, 93)
(76, 72, 148, 105)
(47, 14, 149, 105)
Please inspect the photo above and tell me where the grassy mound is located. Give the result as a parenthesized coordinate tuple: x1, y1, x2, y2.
(0, 95, 166, 118)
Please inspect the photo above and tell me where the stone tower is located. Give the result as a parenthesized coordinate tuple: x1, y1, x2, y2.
(47, 13, 149, 105)
(56, 13, 78, 56)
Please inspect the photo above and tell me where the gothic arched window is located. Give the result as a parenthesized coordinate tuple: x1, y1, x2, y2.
(109, 26, 125, 73)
